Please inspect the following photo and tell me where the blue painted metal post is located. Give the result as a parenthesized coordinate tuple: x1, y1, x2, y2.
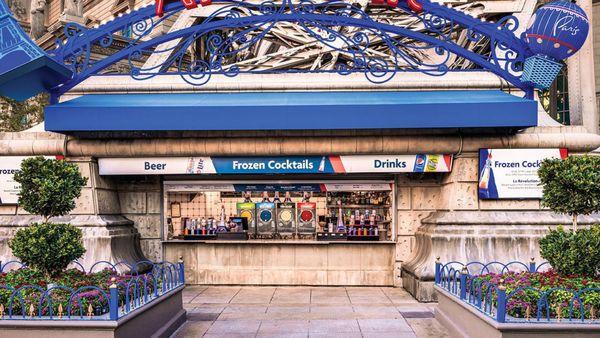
(434, 257, 441, 284)
(460, 266, 468, 300)
(109, 279, 119, 320)
(497, 283, 507, 323)
(529, 257, 536, 273)
(161, 266, 167, 293)
(178, 256, 185, 285)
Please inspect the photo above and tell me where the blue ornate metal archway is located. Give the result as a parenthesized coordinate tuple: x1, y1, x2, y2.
(46, 0, 534, 99)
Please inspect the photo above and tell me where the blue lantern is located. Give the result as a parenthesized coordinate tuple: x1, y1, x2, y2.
(520, 1, 590, 89)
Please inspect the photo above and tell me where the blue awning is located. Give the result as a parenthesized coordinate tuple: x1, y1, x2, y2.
(45, 90, 537, 132)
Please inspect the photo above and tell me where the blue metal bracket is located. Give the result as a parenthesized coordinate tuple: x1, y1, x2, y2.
(0, 1, 72, 101)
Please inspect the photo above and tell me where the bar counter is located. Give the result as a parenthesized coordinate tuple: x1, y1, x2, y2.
(163, 239, 395, 244)
(163, 240, 395, 286)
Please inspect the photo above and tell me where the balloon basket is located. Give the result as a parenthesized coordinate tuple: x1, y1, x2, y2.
(520, 55, 563, 90)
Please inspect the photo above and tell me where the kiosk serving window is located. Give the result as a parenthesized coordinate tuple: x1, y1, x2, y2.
(163, 181, 395, 242)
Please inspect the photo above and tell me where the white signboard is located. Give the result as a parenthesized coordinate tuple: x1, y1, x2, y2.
(478, 149, 568, 199)
(98, 157, 214, 175)
(98, 155, 453, 175)
(0, 156, 25, 204)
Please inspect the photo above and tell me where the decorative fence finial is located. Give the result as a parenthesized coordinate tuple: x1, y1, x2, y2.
(87, 304, 94, 318)
(498, 278, 506, 290)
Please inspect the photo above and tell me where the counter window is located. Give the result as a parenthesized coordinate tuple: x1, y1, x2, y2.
(163, 181, 395, 242)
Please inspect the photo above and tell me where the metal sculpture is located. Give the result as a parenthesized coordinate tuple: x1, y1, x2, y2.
(48, 0, 535, 99)
(0, 0, 71, 100)
(521, 0, 590, 89)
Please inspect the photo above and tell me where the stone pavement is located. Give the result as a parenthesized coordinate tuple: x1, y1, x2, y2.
(172, 286, 449, 338)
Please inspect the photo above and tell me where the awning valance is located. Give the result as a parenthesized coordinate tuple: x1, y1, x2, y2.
(45, 90, 537, 132)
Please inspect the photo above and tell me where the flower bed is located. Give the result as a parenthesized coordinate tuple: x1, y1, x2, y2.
(0, 267, 154, 317)
(468, 270, 600, 321)
(0, 261, 186, 338)
(0, 260, 184, 320)
(434, 261, 600, 338)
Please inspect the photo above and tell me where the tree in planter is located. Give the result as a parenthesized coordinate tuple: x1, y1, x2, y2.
(538, 155, 600, 231)
(538, 155, 600, 277)
(8, 157, 88, 279)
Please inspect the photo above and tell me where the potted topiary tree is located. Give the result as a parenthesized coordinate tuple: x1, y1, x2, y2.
(538, 155, 600, 231)
(8, 156, 87, 282)
(538, 155, 600, 278)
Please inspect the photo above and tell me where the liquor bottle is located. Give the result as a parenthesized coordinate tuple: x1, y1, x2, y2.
(201, 218, 207, 235)
(479, 152, 493, 190)
(262, 191, 271, 202)
(284, 191, 293, 203)
(273, 191, 281, 203)
(336, 201, 346, 233)
(318, 156, 326, 172)
(302, 191, 311, 202)
(218, 205, 227, 232)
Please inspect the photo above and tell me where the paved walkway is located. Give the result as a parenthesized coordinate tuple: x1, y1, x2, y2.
(172, 286, 449, 338)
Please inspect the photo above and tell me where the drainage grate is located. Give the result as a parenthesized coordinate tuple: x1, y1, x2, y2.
(187, 312, 220, 321)
(399, 311, 435, 318)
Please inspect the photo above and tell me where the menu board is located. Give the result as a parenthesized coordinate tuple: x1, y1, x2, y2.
(478, 149, 567, 199)
(0, 156, 26, 204)
(0, 156, 56, 204)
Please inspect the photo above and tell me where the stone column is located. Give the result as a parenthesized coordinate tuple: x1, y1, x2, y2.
(61, 0, 85, 24)
(29, 0, 47, 39)
(567, 0, 598, 134)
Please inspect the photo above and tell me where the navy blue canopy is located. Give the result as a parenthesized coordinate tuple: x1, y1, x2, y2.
(45, 90, 537, 132)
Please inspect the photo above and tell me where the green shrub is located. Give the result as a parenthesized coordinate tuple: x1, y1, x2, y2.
(9, 223, 85, 279)
(14, 156, 87, 223)
(10, 157, 88, 279)
(539, 225, 600, 277)
(538, 156, 600, 230)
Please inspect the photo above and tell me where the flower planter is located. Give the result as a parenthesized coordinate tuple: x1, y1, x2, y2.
(435, 286, 600, 338)
(0, 260, 187, 338)
(0, 285, 185, 338)
(433, 260, 600, 338)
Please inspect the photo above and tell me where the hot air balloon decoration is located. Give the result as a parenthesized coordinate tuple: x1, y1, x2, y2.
(521, 1, 589, 89)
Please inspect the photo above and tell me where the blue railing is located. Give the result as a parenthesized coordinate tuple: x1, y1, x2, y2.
(0, 260, 185, 320)
(435, 259, 600, 324)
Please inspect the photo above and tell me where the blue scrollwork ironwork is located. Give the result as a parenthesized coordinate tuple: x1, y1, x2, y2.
(49, 0, 534, 98)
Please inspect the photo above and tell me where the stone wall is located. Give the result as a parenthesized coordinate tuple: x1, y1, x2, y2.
(0, 157, 147, 269)
(398, 154, 600, 301)
(115, 176, 163, 262)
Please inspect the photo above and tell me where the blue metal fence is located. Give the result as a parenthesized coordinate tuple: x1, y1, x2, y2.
(0, 260, 185, 320)
(435, 259, 600, 324)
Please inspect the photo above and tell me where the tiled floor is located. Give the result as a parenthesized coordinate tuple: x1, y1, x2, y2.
(172, 286, 449, 338)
